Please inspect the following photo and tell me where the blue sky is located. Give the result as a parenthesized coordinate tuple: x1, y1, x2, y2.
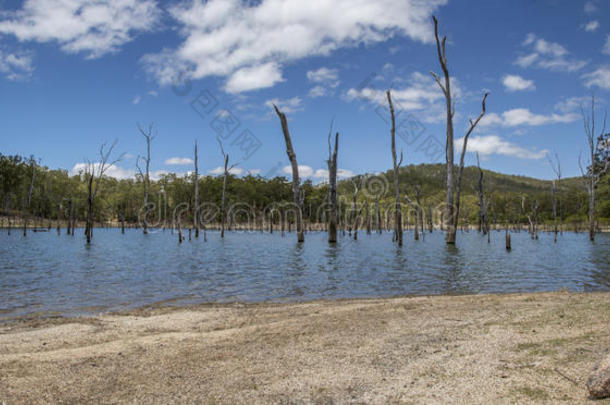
(0, 0, 609, 181)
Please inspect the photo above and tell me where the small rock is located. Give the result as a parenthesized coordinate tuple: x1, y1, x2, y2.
(587, 356, 610, 399)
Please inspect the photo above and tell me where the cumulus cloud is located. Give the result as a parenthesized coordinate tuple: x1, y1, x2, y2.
(456, 135, 547, 160)
(209, 166, 244, 175)
(480, 108, 578, 127)
(165, 157, 194, 165)
(0, 48, 34, 80)
(132, 95, 142, 105)
(306, 67, 339, 97)
(584, 20, 600, 32)
(515, 33, 587, 72)
(346, 71, 461, 123)
(265, 97, 303, 114)
(582, 66, 610, 90)
(502, 74, 535, 92)
(584, 1, 598, 13)
(282, 165, 353, 180)
(224, 62, 284, 93)
(142, 0, 447, 92)
(71, 162, 135, 179)
(604, 35, 610, 55)
(0, 0, 160, 59)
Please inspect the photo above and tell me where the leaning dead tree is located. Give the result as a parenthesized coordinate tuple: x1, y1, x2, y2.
(85, 140, 122, 244)
(431, 15, 488, 245)
(387, 90, 403, 246)
(193, 140, 199, 238)
(274, 105, 304, 243)
(580, 95, 608, 242)
(23, 157, 36, 236)
(136, 123, 155, 235)
(475, 153, 488, 236)
(218, 140, 236, 238)
(327, 122, 339, 243)
(548, 151, 562, 242)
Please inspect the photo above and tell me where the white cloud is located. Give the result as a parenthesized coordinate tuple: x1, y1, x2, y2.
(0, 0, 160, 59)
(247, 169, 262, 175)
(0, 49, 34, 80)
(209, 166, 244, 175)
(224, 62, 284, 93)
(306, 67, 339, 97)
(582, 66, 610, 91)
(516, 34, 586, 72)
(480, 108, 579, 127)
(147, 90, 158, 97)
(70, 163, 190, 180)
(604, 35, 610, 55)
(584, 20, 600, 32)
(308, 85, 329, 98)
(265, 97, 303, 114)
(132, 95, 142, 105)
(283, 165, 313, 178)
(165, 157, 194, 165)
(584, 1, 598, 13)
(346, 71, 460, 123)
(142, 0, 447, 92)
(554, 96, 589, 113)
(283, 165, 353, 180)
(71, 162, 136, 179)
(456, 135, 547, 160)
(502, 74, 535, 92)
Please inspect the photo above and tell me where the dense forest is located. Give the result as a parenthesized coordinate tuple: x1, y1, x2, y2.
(1, 153, 609, 233)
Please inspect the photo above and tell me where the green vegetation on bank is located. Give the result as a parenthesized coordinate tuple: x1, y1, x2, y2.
(1, 153, 609, 228)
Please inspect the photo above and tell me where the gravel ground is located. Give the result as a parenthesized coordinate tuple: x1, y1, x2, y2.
(1, 291, 610, 404)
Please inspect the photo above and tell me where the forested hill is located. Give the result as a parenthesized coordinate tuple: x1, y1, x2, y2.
(345, 163, 608, 222)
(376, 163, 586, 196)
(1, 153, 609, 225)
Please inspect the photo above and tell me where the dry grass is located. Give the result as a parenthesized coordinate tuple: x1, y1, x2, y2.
(1, 291, 610, 404)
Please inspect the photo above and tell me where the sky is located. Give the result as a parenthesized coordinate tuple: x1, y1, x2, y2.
(0, 0, 609, 181)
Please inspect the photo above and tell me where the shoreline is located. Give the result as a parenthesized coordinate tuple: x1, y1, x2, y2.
(1, 291, 609, 403)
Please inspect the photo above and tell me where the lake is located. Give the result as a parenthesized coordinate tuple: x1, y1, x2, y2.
(1, 228, 609, 318)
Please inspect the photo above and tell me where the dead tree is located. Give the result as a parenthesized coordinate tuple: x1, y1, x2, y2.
(431, 15, 488, 244)
(548, 151, 562, 240)
(193, 140, 199, 238)
(580, 95, 608, 242)
(85, 140, 122, 244)
(274, 105, 304, 242)
(218, 140, 237, 238)
(23, 157, 36, 236)
(475, 153, 488, 235)
(136, 123, 155, 235)
(414, 185, 424, 241)
(327, 123, 339, 243)
(387, 90, 403, 246)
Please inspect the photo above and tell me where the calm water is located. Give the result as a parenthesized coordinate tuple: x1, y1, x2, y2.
(0, 228, 609, 318)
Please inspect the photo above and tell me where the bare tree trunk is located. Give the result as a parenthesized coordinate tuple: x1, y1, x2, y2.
(551, 180, 557, 243)
(193, 140, 199, 238)
(432, 16, 488, 245)
(137, 124, 155, 235)
(328, 130, 339, 243)
(375, 196, 382, 234)
(387, 90, 403, 246)
(221, 153, 228, 238)
(274, 105, 304, 243)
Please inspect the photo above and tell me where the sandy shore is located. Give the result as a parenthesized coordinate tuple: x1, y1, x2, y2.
(1, 292, 609, 404)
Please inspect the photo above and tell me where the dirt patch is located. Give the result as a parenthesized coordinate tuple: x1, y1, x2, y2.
(1, 292, 609, 404)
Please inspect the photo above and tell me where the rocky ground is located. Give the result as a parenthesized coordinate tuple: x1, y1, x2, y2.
(1, 291, 610, 404)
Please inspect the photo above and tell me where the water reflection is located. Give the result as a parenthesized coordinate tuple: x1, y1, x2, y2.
(0, 229, 608, 318)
